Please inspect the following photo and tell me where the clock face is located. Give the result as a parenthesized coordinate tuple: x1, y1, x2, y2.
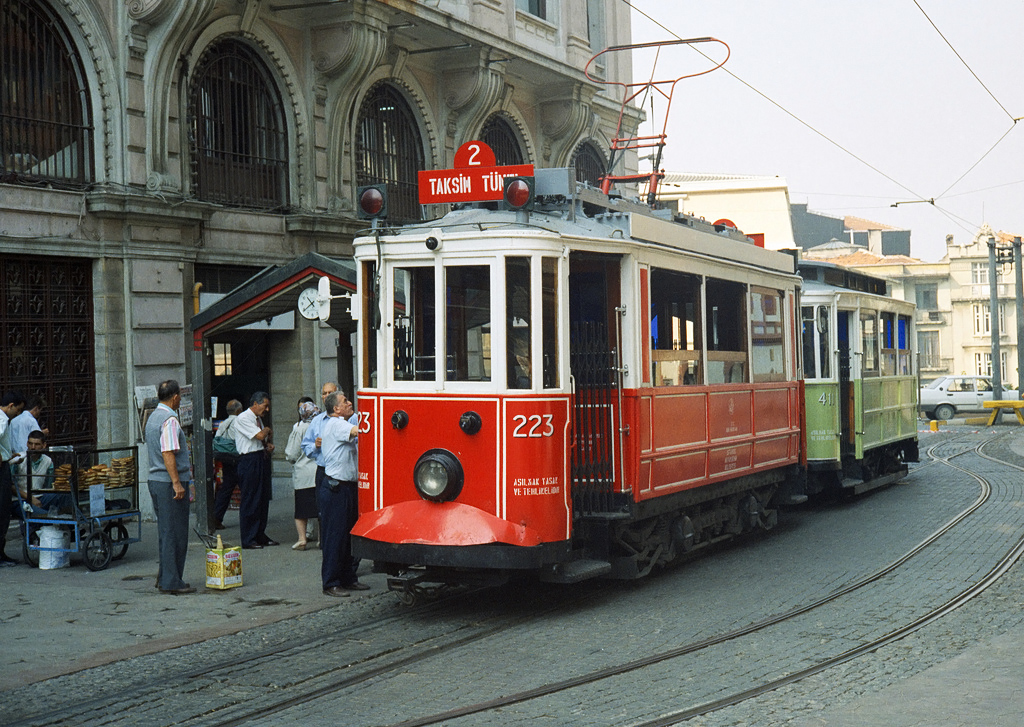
(298, 288, 320, 320)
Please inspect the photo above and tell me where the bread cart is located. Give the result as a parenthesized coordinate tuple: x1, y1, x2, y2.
(18, 445, 142, 571)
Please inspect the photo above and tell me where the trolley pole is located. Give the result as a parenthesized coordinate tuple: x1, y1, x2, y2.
(988, 236, 1004, 411)
(1015, 237, 1023, 393)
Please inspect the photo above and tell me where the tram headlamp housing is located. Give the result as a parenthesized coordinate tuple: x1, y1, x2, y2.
(413, 449, 464, 503)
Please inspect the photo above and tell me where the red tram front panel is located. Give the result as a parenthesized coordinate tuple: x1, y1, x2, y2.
(354, 392, 571, 550)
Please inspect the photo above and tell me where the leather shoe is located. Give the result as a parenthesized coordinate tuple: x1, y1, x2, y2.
(160, 585, 196, 594)
(242, 544, 263, 550)
(341, 581, 370, 591)
(214, 521, 226, 530)
(260, 539, 281, 547)
(323, 587, 351, 598)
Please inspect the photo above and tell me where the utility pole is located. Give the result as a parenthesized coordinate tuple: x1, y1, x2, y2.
(988, 236, 1003, 419)
(1015, 236, 1024, 393)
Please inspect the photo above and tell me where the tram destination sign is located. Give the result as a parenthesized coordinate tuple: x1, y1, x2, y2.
(418, 140, 533, 205)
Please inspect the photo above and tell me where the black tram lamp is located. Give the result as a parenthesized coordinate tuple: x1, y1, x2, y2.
(356, 184, 388, 226)
(503, 176, 535, 216)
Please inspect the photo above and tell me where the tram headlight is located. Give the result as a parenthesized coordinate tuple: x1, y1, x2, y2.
(413, 449, 464, 503)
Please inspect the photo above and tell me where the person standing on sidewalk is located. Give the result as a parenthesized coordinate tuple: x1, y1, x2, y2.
(233, 392, 278, 549)
(10, 395, 46, 455)
(212, 399, 243, 530)
(300, 381, 338, 490)
(0, 391, 26, 566)
(285, 398, 320, 550)
(145, 381, 195, 594)
(319, 390, 367, 597)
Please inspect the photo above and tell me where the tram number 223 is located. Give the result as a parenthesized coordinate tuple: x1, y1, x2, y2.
(512, 414, 554, 438)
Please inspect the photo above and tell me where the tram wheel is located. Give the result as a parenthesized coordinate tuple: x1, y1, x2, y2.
(105, 523, 130, 561)
(83, 530, 113, 571)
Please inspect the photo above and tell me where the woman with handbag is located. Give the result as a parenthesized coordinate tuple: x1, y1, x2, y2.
(284, 398, 320, 550)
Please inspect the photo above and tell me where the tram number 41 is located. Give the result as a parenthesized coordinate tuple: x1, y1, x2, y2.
(512, 414, 554, 438)
(818, 392, 836, 407)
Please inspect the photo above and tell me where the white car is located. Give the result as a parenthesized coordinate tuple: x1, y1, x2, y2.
(920, 375, 1017, 420)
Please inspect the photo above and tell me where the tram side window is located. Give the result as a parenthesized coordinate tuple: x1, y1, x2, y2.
(706, 278, 747, 384)
(880, 312, 896, 375)
(447, 265, 491, 382)
(818, 306, 831, 379)
(393, 266, 436, 381)
(542, 257, 559, 388)
(861, 310, 879, 376)
(802, 307, 817, 379)
(751, 287, 786, 382)
(649, 268, 701, 386)
(898, 314, 912, 374)
(362, 261, 377, 387)
(507, 257, 531, 389)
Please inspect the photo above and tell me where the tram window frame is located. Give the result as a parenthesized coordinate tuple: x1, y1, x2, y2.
(445, 264, 492, 383)
(880, 311, 896, 376)
(649, 268, 702, 386)
(506, 257, 532, 389)
(750, 287, 786, 383)
(898, 314, 912, 375)
(817, 305, 831, 379)
(860, 309, 879, 376)
(392, 265, 436, 382)
(801, 306, 817, 379)
(542, 257, 560, 389)
(361, 261, 378, 388)
(705, 278, 747, 384)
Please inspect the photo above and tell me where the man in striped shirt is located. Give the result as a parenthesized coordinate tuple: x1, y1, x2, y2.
(145, 380, 195, 594)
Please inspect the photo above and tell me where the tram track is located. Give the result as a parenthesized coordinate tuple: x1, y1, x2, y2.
(12, 430, 1019, 727)
(355, 432, 1010, 727)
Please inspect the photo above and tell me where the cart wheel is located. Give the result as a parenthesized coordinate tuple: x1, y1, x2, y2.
(83, 530, 113, 571)
(105, 523, 130, 561)
(22, 523, 39, 568)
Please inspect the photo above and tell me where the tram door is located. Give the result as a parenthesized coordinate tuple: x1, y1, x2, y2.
(837, 310, 854, 458)
(568, 253, 624, 516)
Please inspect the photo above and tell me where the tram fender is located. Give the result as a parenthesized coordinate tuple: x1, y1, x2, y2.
(352, 500, 544, 547)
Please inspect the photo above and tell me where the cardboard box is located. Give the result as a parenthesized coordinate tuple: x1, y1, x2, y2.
(205, 544, 242, 589)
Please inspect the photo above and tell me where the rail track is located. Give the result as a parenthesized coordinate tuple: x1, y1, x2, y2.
(9, 430, 1023, 727)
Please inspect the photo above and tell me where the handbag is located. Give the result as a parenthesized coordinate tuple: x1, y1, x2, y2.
(212, 435, 239, 462)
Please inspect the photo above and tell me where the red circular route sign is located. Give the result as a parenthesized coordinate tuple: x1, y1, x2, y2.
(453, 140, 497, 168)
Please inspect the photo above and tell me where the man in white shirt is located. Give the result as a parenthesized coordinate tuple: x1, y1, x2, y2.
(0, 390, 26, 566)
(9, 396, 47, 455)
(14, 430, 63, 516)
(232, 392, 278, 549)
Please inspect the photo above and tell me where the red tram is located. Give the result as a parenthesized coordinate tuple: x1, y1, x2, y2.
(349, 163, 807, 599)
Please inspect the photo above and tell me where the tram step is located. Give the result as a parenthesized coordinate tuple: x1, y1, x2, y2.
(540, 559, 612, 584)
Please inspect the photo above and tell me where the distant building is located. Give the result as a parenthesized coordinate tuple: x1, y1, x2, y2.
(807, 226, 1023, 387)
(791, 204, 911, 256)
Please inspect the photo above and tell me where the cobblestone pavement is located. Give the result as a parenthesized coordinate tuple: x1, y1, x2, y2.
(3, 424, 1024, 726)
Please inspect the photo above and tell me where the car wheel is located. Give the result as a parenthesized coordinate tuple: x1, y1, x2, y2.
(935, 404, 955, 421)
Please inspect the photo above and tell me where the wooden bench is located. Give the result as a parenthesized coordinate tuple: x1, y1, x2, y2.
(982, 400, 1024, 425)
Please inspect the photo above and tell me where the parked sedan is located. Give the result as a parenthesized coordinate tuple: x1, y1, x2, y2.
(920, 375, 1018, 420)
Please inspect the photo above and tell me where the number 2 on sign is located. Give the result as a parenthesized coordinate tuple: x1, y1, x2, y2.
(512, 414, 553, 438)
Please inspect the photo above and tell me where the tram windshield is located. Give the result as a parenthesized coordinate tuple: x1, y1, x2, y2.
(384, 254, 561, 390)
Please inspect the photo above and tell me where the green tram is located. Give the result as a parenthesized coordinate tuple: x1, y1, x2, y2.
(799, 260, 919, 496)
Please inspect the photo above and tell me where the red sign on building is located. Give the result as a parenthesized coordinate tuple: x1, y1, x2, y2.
(418, 141, 534, 205)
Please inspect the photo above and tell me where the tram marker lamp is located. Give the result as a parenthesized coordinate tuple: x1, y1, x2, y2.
(503, 176, 535, 212)
(356, 184, 388, 219)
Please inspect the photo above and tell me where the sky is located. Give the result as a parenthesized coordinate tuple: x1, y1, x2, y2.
(625, 0, 1024, 262)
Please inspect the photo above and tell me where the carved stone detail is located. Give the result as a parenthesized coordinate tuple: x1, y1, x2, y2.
(313, 22, 387, 83)
(126, 0, 176, 25)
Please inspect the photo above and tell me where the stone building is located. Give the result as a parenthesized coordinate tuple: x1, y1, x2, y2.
(0, 0, 636, 488)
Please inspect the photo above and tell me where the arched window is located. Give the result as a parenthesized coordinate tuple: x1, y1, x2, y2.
(0, 0, 92, 186)
(189, 40, 289, 210)
(480, 114, 524, 166)
(571, 141, 607, 187)
(355, 84, 424, 223)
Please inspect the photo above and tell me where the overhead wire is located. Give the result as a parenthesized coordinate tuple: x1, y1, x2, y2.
(618, 0, 1020, 235)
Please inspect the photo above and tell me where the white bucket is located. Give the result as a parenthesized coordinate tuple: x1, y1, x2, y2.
(38, 526, 70, 570)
